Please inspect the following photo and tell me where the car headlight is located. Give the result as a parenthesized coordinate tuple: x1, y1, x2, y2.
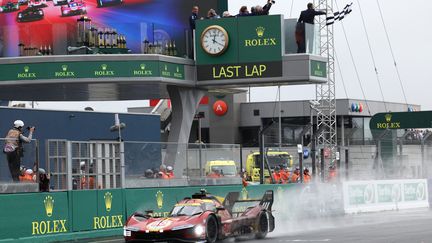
(18, 13, 22, 18)
(172, 224, 194, 231)
(194, 225, 204, 236)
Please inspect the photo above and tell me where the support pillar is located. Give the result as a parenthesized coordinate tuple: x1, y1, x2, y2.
(165, 86, 205, 174)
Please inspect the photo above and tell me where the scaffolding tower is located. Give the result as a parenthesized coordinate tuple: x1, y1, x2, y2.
(314, 0, 337, 178)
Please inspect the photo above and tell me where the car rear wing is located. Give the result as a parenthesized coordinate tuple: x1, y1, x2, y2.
(259, 190, 273, 211)
(223, 190, 274, 215)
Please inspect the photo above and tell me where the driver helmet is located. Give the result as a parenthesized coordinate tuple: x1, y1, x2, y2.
(167, 166, 173, 172)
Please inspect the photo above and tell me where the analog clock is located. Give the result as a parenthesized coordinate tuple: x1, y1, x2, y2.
(200, 25, 229, 56)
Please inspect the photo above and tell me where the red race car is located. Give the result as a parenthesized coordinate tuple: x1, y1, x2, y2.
(124, 189, 275, 242)
(60, 0, 86, 16)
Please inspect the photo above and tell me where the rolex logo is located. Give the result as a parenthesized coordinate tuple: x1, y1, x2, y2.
(101, 64, 107, 71)
(62, 65, 68, 71)
(140, 64, 146, 70)
(44, 196, 54, 217)
(317, 63, 320, 70)
(24, 66, 29, 73)
(156, 190, 163, 209)
(164, 65, 168, 71)
(256, 26, 265, 37)
(104, 192, 113, 212)
(176, 66, 179, 73)
(385, 114, 392, 123)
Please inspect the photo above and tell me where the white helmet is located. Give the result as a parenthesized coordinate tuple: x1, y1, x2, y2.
(14, 120, 24, 128)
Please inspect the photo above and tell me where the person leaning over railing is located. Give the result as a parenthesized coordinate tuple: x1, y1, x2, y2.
(3, 120, 35, 182)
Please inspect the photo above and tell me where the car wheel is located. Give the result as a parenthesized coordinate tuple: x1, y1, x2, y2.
(255, 211, 269, 239)
(205, 215, 218, 243)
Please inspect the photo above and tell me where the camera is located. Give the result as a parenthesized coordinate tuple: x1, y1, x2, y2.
(26, 126, 35, 131)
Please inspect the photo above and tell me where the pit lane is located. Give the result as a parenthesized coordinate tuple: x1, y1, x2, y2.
(81, 208, 432, 243)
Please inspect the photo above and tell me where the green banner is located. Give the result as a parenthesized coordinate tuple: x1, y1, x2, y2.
(404, 182, 426, 201)
(160, 62, 185, 80)
(0, 60, 185, 81)
(0, 192, 69, 239)
(95, 189, 125, 230)
(71, 190, 98, 232)
(237, 15, 282, 63)
(377, 184, 401, 203)
(70, 189, 125, 232)
(347, 184, 374, 205)
(310, 60, 327, 78)
(370, 111, 432, 130)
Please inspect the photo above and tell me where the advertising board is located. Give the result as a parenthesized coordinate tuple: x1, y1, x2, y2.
(343, 179, 429, 214)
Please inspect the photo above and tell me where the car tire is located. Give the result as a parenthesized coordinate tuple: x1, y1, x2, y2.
(255, 211, 269, 239)
(205, 215, 218, 243)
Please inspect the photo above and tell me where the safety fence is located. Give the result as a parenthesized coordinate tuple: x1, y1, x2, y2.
(45, 140, 242, 191)
(47, 140, 122, 191)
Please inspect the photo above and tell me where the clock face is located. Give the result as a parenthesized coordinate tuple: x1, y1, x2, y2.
(200, 25, 229, 56)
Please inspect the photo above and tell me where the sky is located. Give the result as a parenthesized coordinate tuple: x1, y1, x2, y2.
(33, 0, 432, 112)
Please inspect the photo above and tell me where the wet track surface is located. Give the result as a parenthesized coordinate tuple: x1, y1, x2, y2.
(80, 208, 432, 243)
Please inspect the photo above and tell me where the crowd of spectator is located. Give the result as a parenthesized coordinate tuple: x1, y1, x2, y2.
(189, 0, 274, 30)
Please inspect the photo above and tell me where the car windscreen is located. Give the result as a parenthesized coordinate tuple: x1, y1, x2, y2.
(170, 204, 203, 216)
(254, 154, 290, 168)
(211, 165, 237, 176)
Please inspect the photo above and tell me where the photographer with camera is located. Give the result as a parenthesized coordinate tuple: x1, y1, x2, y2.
(3, 120, 35, 182)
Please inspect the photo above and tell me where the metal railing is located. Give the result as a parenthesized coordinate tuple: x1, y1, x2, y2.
(46, 140, 242, 190)
(48, 140, 122, 191)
